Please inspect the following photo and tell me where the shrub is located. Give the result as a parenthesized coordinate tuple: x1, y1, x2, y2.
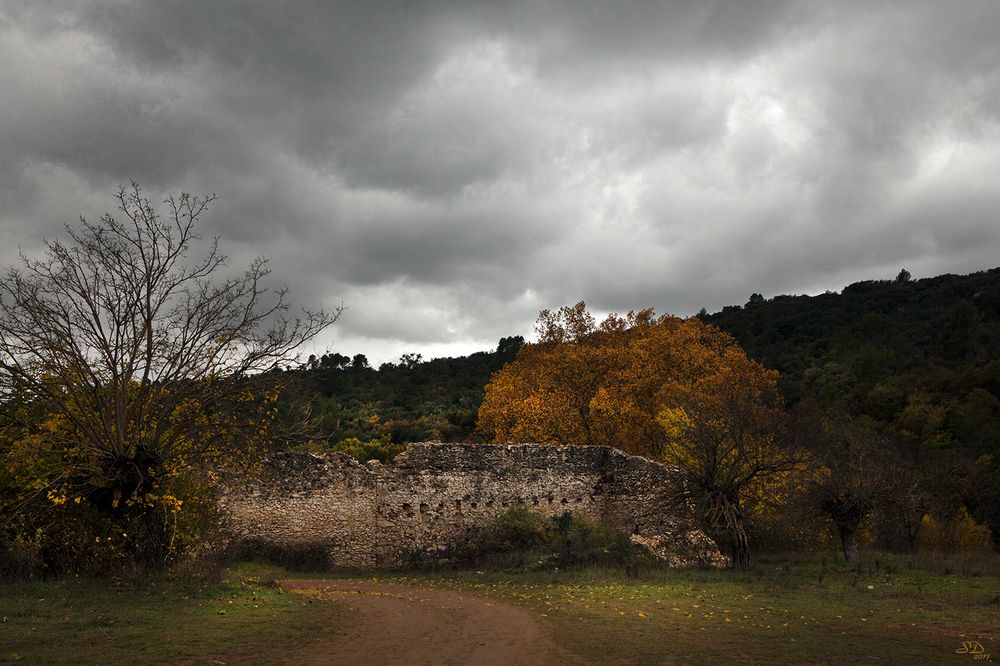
(0, 536, 41, 583)
(314, 437, 405, 463)
(918, 508, 993, 552)
(462, 506, 649, 571)
(222, 538, 332, 572)
(0, 477, 224, 579)
(550, 510, 642, 567)
(475, 504, 551, 555)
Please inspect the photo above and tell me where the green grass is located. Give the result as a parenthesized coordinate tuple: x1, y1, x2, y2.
(363, 551, 1000, 664)
(2, 552, 997, 664)
(0, 566, 342, 664)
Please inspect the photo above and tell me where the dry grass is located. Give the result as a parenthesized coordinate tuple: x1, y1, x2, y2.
(371, 551, 1000, 664)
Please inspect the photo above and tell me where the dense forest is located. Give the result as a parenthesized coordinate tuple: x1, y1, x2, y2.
(295, 268, 1000, 447)
(702, 268, 1000, 406)
(290, 267, 1000, 551)
(703, 268, 1000, 551)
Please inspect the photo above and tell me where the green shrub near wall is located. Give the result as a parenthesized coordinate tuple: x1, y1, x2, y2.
(462, 505, 649, 571)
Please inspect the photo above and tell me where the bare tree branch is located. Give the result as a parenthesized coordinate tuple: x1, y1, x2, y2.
(0, 184, 342, 525)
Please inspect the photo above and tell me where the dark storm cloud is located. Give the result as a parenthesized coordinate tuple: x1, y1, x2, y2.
(2, 1, 999, 362)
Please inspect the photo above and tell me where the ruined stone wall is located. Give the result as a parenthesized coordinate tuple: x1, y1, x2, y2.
(222, 442, 717, 567)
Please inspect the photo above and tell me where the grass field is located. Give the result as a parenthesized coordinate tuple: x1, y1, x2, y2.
(371, 552, 1000, 664)
(0, 568, 342, 664)
(2, 552, 997, 664)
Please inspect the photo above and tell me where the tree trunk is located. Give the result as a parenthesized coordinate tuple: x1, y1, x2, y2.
(729, 524, 752, 571)
(836, 522, 859, 563)
(903, 510, 925, 552)
(714, 493, 752, 571)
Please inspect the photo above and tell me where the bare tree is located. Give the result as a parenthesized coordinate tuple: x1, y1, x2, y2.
(796, 409, 893, 562)
(0, 184, 340, 560)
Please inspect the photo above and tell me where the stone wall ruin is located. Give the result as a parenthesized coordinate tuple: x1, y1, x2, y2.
(222, 442, 720, 567)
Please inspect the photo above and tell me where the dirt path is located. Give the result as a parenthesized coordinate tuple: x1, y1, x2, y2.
(278, 579, 581, 666)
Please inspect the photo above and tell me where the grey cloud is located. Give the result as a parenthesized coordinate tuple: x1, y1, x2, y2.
(2, 1, 1000, 364)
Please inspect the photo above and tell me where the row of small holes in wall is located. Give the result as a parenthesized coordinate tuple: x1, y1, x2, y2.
(398, 496, 590, 514)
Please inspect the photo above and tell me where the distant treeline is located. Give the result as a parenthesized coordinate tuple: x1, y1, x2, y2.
(287, 336, 524, 447)
(294, 268, 1000, 444)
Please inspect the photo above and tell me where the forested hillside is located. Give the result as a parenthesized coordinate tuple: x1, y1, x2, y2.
(291, 267, 1000, 549)
(702, 268, 1000, 548)
(297, 268, 1000, 448)
(701, 268, 1000, 406)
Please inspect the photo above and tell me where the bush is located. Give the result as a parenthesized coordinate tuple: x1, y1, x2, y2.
(313, 437, 405, 464)
(0, 536, 41, 583)
(550, 510, 643, 567)
(222, 538, 332, 572)
(462, 506, 649, 571)
(475, 504, 551, 555)
(0, 479, 224, 579)
(918, 508, 993, 552)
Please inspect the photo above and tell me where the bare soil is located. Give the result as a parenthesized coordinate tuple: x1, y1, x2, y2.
(276, 579, 580, 666)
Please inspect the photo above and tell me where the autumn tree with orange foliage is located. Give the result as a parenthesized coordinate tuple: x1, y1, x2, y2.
(477, 302, 795, 569)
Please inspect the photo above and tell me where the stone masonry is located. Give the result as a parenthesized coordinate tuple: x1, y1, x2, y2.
(221, 442, 720, 567)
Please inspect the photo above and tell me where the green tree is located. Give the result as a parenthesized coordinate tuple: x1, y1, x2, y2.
(795, 406, 892, 562)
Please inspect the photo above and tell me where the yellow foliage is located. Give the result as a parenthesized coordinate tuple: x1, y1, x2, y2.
(46, 490, 68, 506)
(479, 304, 784, 464)
(657, 407, 694, 441)
(918, 508, 992, 552)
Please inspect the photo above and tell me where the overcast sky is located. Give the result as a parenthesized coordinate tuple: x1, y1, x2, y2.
(2, 1, 999, 364)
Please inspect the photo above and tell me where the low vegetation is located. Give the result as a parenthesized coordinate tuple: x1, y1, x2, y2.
(0, 566, 341, 664)
(456, 505, 650, 571)
(376, 551, 1000, 664)
(307, 436, 406, 463)
(3, 547, 996, 663)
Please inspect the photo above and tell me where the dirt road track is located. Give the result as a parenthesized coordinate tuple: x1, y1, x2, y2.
(280, 579, 581, 665)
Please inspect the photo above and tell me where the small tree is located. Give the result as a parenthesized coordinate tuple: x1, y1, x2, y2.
(0, 184, 340, 568)
(657, 349, 794, 570)
(794, 406, 892, 562)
